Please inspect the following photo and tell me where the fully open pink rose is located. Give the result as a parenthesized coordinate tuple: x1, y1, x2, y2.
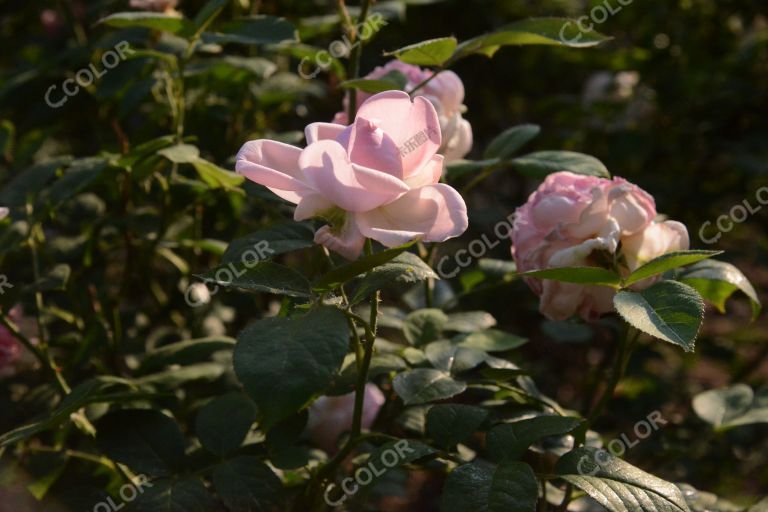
(307, 383, 385, 453)
(512, 171, 689, 321)
(333, 61, 473, 161)
(237, 90, 468, 259)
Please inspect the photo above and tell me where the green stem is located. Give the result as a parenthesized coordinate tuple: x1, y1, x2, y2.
(587, 325, 639, 424)
(346, 0, 372, 120)
(407, 68, 445, 95)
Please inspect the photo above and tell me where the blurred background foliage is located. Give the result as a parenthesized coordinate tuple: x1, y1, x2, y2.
(0, 0, 766, 509)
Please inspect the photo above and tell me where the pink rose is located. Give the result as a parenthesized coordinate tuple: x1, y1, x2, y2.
(0, 307, 37, 378)
(237, 90, 468, 260)
(307, 383, 385, 453)
(0, 324, 21, 370)
(512, 171, 689, 321)
(334, 61, 473, 161)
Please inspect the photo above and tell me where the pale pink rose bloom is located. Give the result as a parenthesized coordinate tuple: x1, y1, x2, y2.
(307, 383, 385, 453)
(237, 90, 468, 260)
(334, 61, 473, 161)
(0, 306, 38, 378)
(0, 207, 8, 219)
(512, 171, 689, 321)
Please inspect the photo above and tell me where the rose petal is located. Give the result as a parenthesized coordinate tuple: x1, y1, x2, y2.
(346, 117, 404, 178)
(314, 222, 366, 260)
(354, 91, 441, 179)
(305, 122, 347, 144)
(404, 154, 443, 189)
(356, 183, 468, 246)
(236, 140, 313, 203)
(294, 194, 335, 221)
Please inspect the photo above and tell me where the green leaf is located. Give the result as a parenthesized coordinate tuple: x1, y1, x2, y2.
(99, 12, 194, 35)
(135, 362, 226, 386)
(126, 477, 217, 512)
(96, 409, 186, 477)
(191, 158, 245, 190)
(556, 447, 691, 512)
(613, 280, 704, 351)
(340, 78, 404, 94)
(0, 158, 67, 206)
(425, 340, 487, 374)
(158, 144, 199, 163)
(445, 158, 501, 180)
(222, 222, 316, 264)
(203, 16, 298, 45)
(426, 404, 488, 448)
(198, 261, 311, 298)
(443, 312, 495, 333)
(25, 264, 70, 292)
(518, 266, 621, 287)
(393, 368, 466, 405)
(441, 461, 538, 512)
(451, 17, 610, 61)
(484, 124, 541, 160)
(0, 377, 138, 448)
(511, 150, 610, 179)
(386, 37, 458, 66)
(486, 415, 582, 462)
(139, 336, 236, 373)
(234, 307, 349, 428)
(352, 252, 438, 304)
(212, 456, 284, 511)
(455, 329, 528, 352)
(313, 242, 416, 292)
(676, 259, 761, 320)
(623, 250, 722, 287)
(194, 0, 228, 30)
(677, 484, 744, 512)
(403, 308, 449, 345)
(47, 157, 109, 205)
(196, 393, 257, 456)
(692, 384, 768, 430)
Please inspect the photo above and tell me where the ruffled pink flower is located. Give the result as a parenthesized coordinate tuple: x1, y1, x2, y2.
(307, 383, 385, 453)
(237, 90, 468, 259)
(334, 61, 473, 161)
(512, 171, 689, 321)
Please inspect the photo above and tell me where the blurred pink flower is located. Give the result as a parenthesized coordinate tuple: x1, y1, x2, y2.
(237, 90, 468, 259)
(512, 171, 689, 321)
(307, 383, 385, 453)
(334, 61, 473, 161)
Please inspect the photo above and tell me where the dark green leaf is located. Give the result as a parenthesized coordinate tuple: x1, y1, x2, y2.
(139, 336, 236, 373)
(99, 12, 194, 35)
(212, 456, 284, 512)
(191, 158, 245, 190)
(445, 158, 501, 180)
(425, 340, 487, 374)
(234, 307, 349, 428)
(158, 144, 199, 163)
(455, 329, 527, 352)
(25, 264, 70, 292)
(96, 409, 186, 477)
(613, 280, 704, 351)
(426, 404, 488, 448)
(511, 150, 610, 178)
(352, 252, 438, 304)
(198, 261, 311, 298)
(486, 415, 582, 462)
(556, 447, 690, 512)
(623, 250, 722, 286)
(222, 222, 316, 264)
(194, 0, 228, 30)
(196, 393, 257, 456)
(313, 241, 416, 292)
(441, 461, 538, 512)
(47, 157, 108, 205)
(393, 368, 466, 405)
(518, 267, 621, 287)
(444, 311, 497, 333)
(126, 477, 217, 512)
(203, 16, 298, 45)
(403, 308, 449, 345)
(340, 78, 405, 94)
(484, 124, 541, 160)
